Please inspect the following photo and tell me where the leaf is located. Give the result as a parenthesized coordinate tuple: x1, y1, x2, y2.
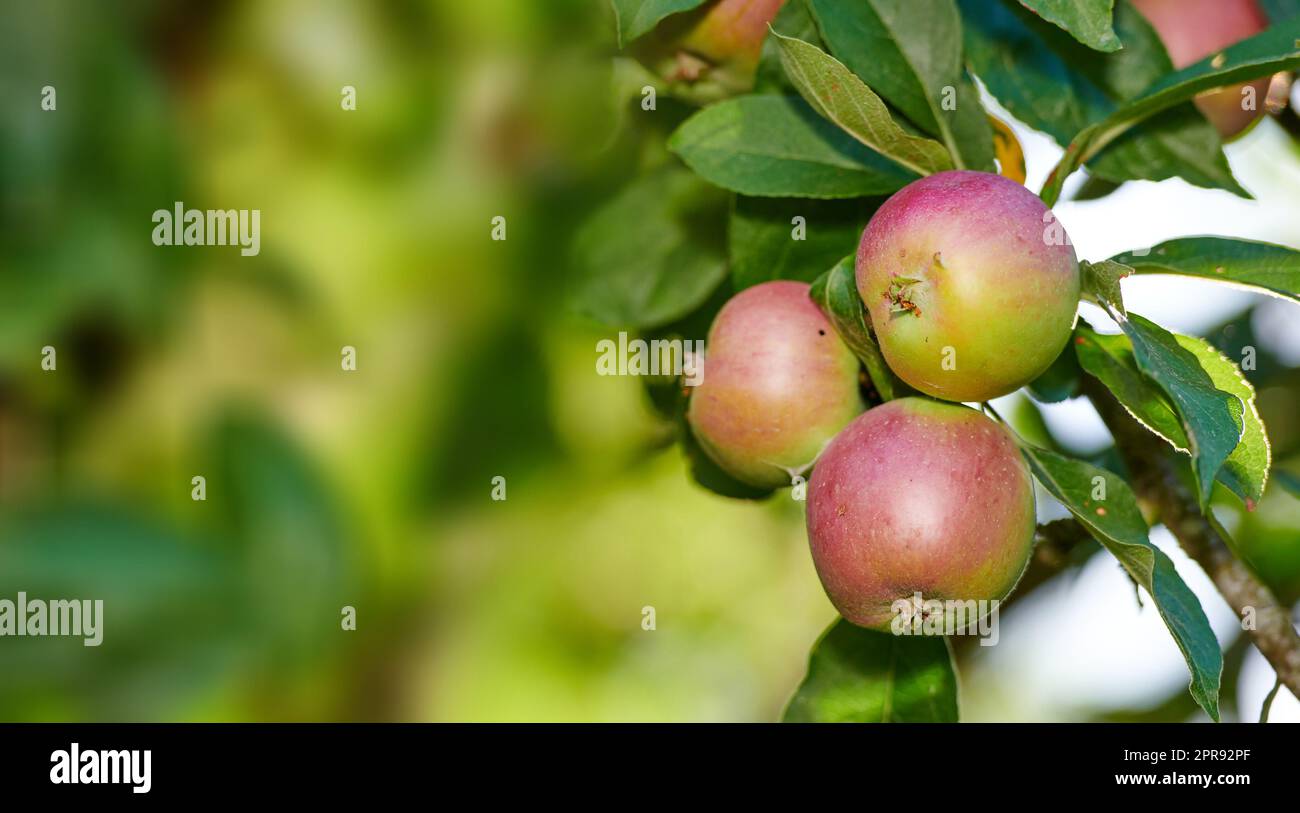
(668, 94, 919, 198)
(989, 113, 1028, 184)
(1262, 0, 1300, 24)
(1112, 22, 1300, 126)
(806, 0, 995, 171)
(730, 196, 877, 290)
(1080, 258, 1131, 315)
(1110, 237, 1300, 303)
(1078, 264, 1245, 505)
(1075, 326, 1189, 452)
(773, 32, 954, 176)
(1173, 337, 1270, 507)
(783, 619, 959, 722)
(810, 256, 905, 400)
(609, 0, 707, 47)
(1017, 0, 1120, 52)
(1121, 314, 1244, 507)
(570, 167, 728, 328)
(755, 0, 823, 94)
(1017, 444, 1223, 720)
(1041, 17, 1300, 204)
(961, 0, 1244, 204)
(1075, 326, 1268, 505)
(1275, 469, 1300, 499)
(1027, 341, 1082, 403)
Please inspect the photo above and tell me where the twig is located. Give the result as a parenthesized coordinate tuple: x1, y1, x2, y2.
(1260, 677, 1282, 723)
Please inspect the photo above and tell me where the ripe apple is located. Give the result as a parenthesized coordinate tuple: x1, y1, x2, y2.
(687, 280, 864, 489)
(856, 170, 1080, 403)
(806, 397, 1036, 630)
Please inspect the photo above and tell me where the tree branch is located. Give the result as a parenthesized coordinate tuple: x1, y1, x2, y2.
(1083, 377, 1300, 699)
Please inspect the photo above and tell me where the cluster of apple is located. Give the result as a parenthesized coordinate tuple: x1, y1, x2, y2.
(656, 0, 1271, 629)
(689, 171, 1079, 628)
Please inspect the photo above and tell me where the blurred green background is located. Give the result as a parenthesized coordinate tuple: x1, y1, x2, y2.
(1, 0, 1298, 722)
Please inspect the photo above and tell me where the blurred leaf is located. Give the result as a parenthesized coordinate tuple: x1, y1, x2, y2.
(0, 504, 243, 716)
(783, 619, 959, 722)
(571, 166, 728, 328)
(1027, 341, 1083, 403)
(730, 196, 876, 290)
(961, 0, 1244, 204)
(810, 256, 904, 401)
(807, 0, 995, 171)
(1041, 17, 1300, 204)
(1275, 469, 1300, 498)
(755, 0, 823, 93)
(1261, 0, 1300, 23)
(668, 95, 919, 198)
(1110, 237, 1300, 303)
(1017, 444, 1223, 720)
(1017, 0, 1120, 52)
(774, 32, 953, 175)
(610, 0, 707, 47)
(206, 414, 353, 657)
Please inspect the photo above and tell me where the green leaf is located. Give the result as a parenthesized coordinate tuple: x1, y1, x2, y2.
(810, 256, 906, 400)
(1275, 469, 1300, 498)
(1041, 17, 1300, 204)
(1115, 22, 1300, 125)
(1076, 326, 1189, 452)
(668, 94, 919, 198)
(1027, 342, 1083, 403)
(756, 0, 823, 94)
(609, 0, 707, 47)
(1122, 314, 1244, 507)
(1176, 336, 1270, 507)
(570, 167, 728, 328)
(1079, 264, 1245, 505)
(1262, 0, 1300, 24)
(1075, 326, 1268, 505)
(1017, 444, 1223, 720)
(783, 619, 959, 722)
(730, 196, 877, 290)
(1080, 258, 1132, 315)
(773, 32, 954, 176)
(807, 0, 995, 171)
(1017, 0, 1120, 52)
(1110, 237, 1300, 303)
(961, 0, 1244, 204)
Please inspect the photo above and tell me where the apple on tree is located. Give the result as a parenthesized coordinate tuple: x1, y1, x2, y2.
(686, 280, 864, 489)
